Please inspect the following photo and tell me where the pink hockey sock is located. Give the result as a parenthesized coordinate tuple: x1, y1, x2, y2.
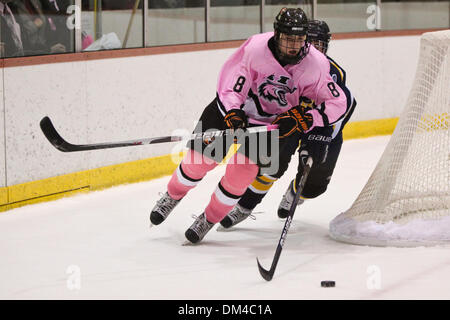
(205, 153, 259, 223)
(167, 150, 218, 200)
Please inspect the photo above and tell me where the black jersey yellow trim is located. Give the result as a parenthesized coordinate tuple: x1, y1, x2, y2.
(329, 60, 345, 84)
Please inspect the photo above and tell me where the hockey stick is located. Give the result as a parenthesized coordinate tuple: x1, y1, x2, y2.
(256, 155, 313, 281)
(40, 116, 277, 152)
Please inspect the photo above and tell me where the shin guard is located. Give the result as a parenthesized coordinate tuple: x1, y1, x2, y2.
(205, 153, 259, 223)
(167, 150, 218, 200)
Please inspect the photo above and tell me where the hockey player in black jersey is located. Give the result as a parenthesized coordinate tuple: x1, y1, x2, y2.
(219, 19, 357, 228)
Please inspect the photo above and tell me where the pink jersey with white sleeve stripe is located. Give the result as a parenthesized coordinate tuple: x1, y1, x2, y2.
(216, 32, 347, 129)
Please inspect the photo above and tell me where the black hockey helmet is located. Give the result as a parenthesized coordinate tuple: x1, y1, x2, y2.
(307, 20, 331, 54)
(273, 7, 310, 65)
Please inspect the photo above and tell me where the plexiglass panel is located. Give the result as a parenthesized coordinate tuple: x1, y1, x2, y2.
(209, 0, 260, 42)
(147, 0, 205, 46)
(317, 0, 378, 33)
(381, 0, 449, 30)
(81, 0, 143, 51)
(1, 0, 75, 58)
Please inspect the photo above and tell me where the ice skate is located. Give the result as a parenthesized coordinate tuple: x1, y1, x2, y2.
(150, 192, 181, 226)
(185, 213, 215, 244)
(219, 204, 254, 229)
(277, 181, 304, 218)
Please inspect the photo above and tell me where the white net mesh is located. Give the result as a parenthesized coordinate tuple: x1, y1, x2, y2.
(329, 30, 450, 247)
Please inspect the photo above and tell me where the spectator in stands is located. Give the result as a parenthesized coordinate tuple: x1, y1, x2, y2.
(0, 0, 24, 57)
(9, 0, 71, 55)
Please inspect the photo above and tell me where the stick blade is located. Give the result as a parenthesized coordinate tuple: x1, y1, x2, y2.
(257, 258, 274, 282)
(40, 116, 73, 152)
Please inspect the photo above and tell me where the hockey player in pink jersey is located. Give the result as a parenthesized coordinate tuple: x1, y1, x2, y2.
(150, 8, 347, 244)
(220, 20, 357, 229)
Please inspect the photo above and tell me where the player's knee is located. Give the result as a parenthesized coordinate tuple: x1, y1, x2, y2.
(181, 150, 217, 179)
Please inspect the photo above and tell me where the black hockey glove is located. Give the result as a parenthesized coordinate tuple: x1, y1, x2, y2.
(224, 109, 248, 130)
(300, 126, 333, 164)
(272, 105, 313, 139)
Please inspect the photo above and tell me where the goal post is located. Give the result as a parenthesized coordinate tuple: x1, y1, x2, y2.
(329, 30, 450, 247)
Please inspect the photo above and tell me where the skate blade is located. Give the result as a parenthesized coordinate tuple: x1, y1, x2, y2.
(182, 240, 195, 246)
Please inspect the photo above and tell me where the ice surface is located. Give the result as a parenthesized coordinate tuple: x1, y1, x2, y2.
(1, 136, 450, 299)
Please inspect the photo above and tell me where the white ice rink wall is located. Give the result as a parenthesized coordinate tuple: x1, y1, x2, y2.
(0, 33, 426, 210)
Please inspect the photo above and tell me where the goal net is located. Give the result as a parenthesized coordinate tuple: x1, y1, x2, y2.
(329, 30, 450, 247)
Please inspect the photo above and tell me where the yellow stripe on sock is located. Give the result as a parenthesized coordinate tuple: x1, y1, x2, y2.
(251, 179, 274, 192)
(258, 175, 277, 184)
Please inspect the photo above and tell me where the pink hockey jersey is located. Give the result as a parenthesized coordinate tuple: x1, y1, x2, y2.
(216, 32, 347, 129)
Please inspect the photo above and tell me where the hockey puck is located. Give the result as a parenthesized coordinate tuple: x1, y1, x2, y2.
(321, 280, 335, 287)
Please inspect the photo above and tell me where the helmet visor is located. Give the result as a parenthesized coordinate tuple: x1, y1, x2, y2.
(310, 39, 329, 54)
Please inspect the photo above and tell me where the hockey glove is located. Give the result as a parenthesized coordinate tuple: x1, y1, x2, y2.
(224, 109, 248, 130)
(300, 126, 333, 164)
(272, 106, 313, 139)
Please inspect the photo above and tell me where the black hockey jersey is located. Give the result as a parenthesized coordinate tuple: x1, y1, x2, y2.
(327, 55, 356, 137)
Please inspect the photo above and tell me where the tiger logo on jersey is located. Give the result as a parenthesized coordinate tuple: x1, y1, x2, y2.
(258, 74, 296, 107)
